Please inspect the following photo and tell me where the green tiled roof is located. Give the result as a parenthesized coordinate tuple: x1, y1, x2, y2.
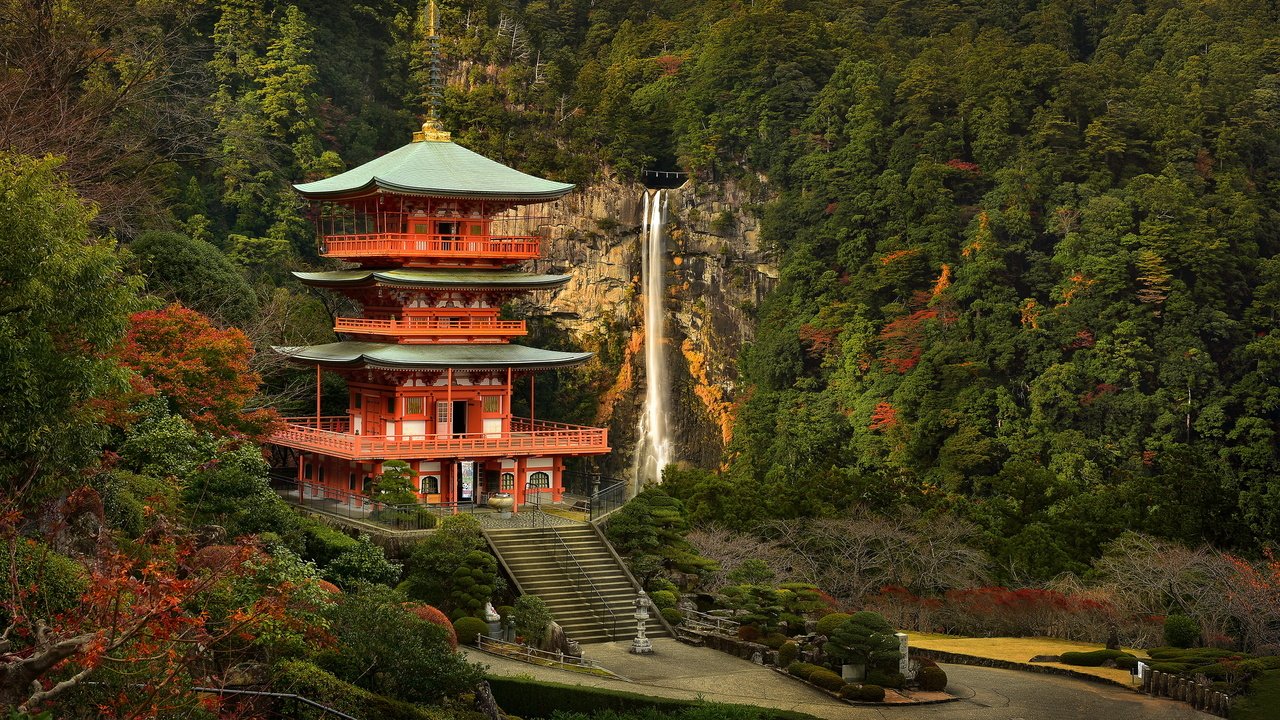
(273, 341, 592, 370)
(293, 140, 574, 201)
(292, 269, 570, 291)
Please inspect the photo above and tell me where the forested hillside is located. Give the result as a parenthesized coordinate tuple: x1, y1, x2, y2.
(2, 0, 1278, 612)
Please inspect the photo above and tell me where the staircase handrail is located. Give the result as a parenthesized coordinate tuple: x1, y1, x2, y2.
(681, 607, 740, 636)
(586, 521, 677, 639)
(540, 525, 617, 641)
(474, 634, 620, 677)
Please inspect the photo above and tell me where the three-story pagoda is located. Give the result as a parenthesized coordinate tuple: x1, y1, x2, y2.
(270, 117, 609, 511)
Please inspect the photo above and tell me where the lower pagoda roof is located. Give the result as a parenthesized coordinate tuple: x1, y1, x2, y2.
(273, 341, 592, 371)
(293, 269, 570, 291)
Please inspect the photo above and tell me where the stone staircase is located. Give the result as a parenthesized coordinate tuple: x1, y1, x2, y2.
(484, 524, 670, 645)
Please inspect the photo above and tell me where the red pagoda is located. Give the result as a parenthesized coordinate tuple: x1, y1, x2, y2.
(269, 114, 609, 511)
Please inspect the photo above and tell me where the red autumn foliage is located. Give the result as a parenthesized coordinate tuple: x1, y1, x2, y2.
(798, 323, 841, 358)
(1080, 383, 1118, 406)
(878, 307, 937, 373)
(866, 584, 1122, 640)
(869, 402, 898, 432)
(654, 54, 683, 76)
(118, 304, 279, 441)
(880, 248, 920, 266)
(403, 603, 458, 650)
(1067, 329, 1096, 349)
(945, 159, 981, 173)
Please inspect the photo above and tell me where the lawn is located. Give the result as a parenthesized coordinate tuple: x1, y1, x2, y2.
(907, 632, 1147, 685)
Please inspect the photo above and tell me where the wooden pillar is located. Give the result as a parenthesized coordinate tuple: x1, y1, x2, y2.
(514, 456, 526, 512)
(529, 374, 535, 423)
(446, 368, 453, 436)
(315, 365, 322, 426)
(506, 366, 512, 431)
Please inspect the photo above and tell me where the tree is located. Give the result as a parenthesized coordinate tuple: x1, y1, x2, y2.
(0, 153, 137, 496)
(119, 303, 278, 440)
(371, 460, 418, 505)
(511, 594, 553, 647)
(129, 230, 259, 327)
(823, 611, 901, 670)
(402, 515, 486, 608)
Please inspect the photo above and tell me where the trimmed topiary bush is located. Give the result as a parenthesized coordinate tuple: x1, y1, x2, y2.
(816, 612, 852, 637)
(917, 666, 948, 691)
(451, 616, 489, 645)
(807, 668, 848, 693)
(1059, 649, 1136, 667)
(777, 641, 799, 668)
(824, 611, 901, 669)
(738, 624, 762, 643)
(761, 632, 789, 650)
(839, 684, 885, 702)
(661, 607, 684, 626)
(866, 669, 905, 689)
(1114, 655, 1139, 670)
(649, 590, 678, 609)
(1164, 614, 1200, 649)
(788, 662, 823, 681)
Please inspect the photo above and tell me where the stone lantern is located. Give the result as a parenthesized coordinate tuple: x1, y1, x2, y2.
(630, 590, 654, 654)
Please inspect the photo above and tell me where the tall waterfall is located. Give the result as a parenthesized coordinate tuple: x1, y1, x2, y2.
(635, 189, 672, 487)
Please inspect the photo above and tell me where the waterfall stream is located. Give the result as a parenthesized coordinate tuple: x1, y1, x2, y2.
(635, 189, 672, 488)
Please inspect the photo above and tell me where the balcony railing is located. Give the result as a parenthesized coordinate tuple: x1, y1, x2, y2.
(320, 233, 540, 261)
(333, 316, 527, 341)
(271, 416, 609, 460)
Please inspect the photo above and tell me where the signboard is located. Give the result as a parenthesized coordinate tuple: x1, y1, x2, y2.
(459, 461, 476, 502)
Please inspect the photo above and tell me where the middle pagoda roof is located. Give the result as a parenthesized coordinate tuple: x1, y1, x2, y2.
(293, 268, 571, 291)
(293, 139, 575, 202)
(275, 341, 592, 371)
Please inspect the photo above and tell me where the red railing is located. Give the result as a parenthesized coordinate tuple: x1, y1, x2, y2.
(320, 233, 540, 260)
(333, 316, 527, 340)
(271, 416, 609, 460)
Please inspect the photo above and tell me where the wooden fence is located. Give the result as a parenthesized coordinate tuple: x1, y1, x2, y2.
(1140, 669, 1230, 717)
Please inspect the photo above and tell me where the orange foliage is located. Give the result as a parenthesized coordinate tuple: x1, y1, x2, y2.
(404, 603, 458, 649)
(881, 248, 920, 266)
(869, 402, 898, 432)
(1019, 298, 1041, 329)
(655, 54, 684, 75)
(798, 323, 841, 357)
(931, 264, 952, 299)
(963, 211, 991, 257)
(1057, 273, 1096, 307)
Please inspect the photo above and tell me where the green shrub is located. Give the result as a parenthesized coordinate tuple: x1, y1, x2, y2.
(302, 523, 359, 566)
(816, 612, 851, 637)
(761, 632, 789, 650)
(486, 676, 814, 720)
(1150, 662, 1193, 674)
(839, 684, 885, 702)
(274, 660, 435, 720)
(807, 668, 848, 693)
(777, 641, 799, 668)
(1058, 649, 1135, 667)
(0, 541, 87, 618)
(650, 590, 678, 609)
(824, 612, 900, 668)
(661, 607, 685, 626)
(647, 577, 679, 594)
(917, 666, 948, 691)
(452, 616, 489, 645)
(322, 534, 403, 588)
(448, 550, 497, 617)
(1163, 614, 1200, 649)
(513, 595, 553, 644)
(779, 613, 805, 634)
(1232, 670, 1280, 720)
(866, 669, 905, 689)
(1114, 655, 1139, 670)
(787, 662, 823, 681)
(738, 624, 762, 643)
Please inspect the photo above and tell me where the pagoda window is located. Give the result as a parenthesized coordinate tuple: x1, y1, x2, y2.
(348, 472, 356, 491)
(421, 475, 440, 494)
(405, 397, 424, 415)
(528, 471, 550, 489)
(304, 463, 313, 480)
(483, 396, 501, 414)
(318, 466, 326, 482)
(386, 396, 395, 413)
(354, 395, 362, 409)
(501, 472, 515, 491)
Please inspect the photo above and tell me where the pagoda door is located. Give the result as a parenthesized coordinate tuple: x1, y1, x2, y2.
(363, 395, 384, 436)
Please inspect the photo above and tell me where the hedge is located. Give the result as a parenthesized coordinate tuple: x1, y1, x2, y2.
(485, 676, 817, 720)
(274, 660, 441, 720)
(839, 684, 885, 702)
(917, 666, 947, 691)
(1058, 649, 1136, 667)
(1233, 670, 1280, 720)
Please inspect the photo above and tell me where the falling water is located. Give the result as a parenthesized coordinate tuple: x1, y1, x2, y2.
(635, 189, 672, 488)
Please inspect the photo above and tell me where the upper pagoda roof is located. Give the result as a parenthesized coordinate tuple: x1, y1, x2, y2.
(274, 341, 592, 371)
(293, 140, 574, 202)
(292, 268, 570, 291)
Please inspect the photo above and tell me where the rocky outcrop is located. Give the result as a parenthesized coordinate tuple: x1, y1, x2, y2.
(514, 176, 776, 475)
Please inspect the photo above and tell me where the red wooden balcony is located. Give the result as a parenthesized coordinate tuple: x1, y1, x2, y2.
(271, 416, 610, 460)
(334, 316, 527, 343)
(320, 233, 540, 262)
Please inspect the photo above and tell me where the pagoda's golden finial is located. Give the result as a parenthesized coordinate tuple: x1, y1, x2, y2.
(413, 0, 451, 142)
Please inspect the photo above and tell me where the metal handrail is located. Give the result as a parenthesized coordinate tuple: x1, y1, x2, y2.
(473, 635, 619, 677)
(540, 523, 617, 641)
(681, 608, 740, 635)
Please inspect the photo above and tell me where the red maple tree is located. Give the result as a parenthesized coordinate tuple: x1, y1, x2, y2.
(118, 304, 278, 441)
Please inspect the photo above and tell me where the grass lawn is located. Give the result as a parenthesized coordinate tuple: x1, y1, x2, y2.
(907, 632, 1148, 685)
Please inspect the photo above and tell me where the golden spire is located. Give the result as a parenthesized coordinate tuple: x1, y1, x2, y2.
(413, 0, 451, 142)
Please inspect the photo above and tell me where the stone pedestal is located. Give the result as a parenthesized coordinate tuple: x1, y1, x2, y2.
(896, 632, 910, 677)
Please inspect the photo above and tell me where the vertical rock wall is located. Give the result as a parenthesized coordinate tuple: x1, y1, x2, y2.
(514, 177, 777, 476)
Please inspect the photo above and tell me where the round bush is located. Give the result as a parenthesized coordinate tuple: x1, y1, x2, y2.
(917, 665, 947, 691)
(761, 632, 789, 650)
(452, 616, 489, 645)
(661, 607, 685, 626)
(808, 668, 848, 693)
(737, 624, 762, 643)
(777, 641, 799, 668)
(816, 612, 852, 637)
(788, 662, 823, 680)
(855, 684, 886, 702)
(404, 603, 457, 649)
(1164, 614, 1200, 649)
(650, 590, 678, 609)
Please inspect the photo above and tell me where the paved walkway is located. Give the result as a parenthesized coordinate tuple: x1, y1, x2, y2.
(467, 638, 1212, 719)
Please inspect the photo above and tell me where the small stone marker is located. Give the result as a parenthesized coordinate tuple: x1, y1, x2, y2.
(631, 590, 654, 654)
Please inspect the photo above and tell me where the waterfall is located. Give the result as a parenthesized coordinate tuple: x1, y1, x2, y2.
(635, 189, 672, 488)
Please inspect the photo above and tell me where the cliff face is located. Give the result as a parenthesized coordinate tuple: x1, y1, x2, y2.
(516, 177, 777, 476)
